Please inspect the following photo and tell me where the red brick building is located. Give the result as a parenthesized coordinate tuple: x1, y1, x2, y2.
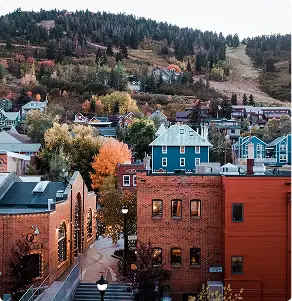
(137, 171, 291, 301)
(117, 162, 145, 191)
(0, 171, 96, 296)
(137, 172, 223, 300)
(223, 176, 291, 301)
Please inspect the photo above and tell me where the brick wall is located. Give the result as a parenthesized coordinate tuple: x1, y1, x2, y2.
(0, 172, 96, 295)
(0, 154, 7, 172)
(117, 163, 145, 191)
(137, 172, 223, 300)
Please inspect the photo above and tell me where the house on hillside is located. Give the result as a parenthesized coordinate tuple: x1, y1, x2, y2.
(0, 151, 31, 175)
(0, 97, 13, 111)
(0, 110, 21, 130)
(21, 101, 47, 117)
(149, 124, 212, 172)
(74, 112, 88, 124)
(176, 103, 211, 124)
(148, 110, 169, 127)
(152, 67, 182, 83)
(88, 116, 116, 137)
(210, 119, 241, 143)
(232, 136, 272, 165)
(266, 134, 291, 166)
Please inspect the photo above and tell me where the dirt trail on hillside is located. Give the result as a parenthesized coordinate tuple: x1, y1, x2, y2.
(203, 44, 286, 106)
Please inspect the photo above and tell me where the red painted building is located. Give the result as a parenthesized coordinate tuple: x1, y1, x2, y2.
(117, 162, 145, 191)
(136, 171, 291, 301)
(222, 176, 291, 301)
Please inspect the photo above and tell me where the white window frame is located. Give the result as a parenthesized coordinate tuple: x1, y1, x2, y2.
(180, 158, 185, 167)
(123, 175, 131, 186)
(280, 154, 287, 162)
(256, 144, 261, 151)
(180, 129, 184, 134)
(162, 157, 167, 167)
(195, 146, 200, 154)
(162, 146, 167, 154)
(280, 144, 286, 151)
(195, 158, 200, 166)
(133, 175, 137, 186)
(180, 146, 185, 154)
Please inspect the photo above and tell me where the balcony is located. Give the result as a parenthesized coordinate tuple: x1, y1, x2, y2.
(237, 158, 277, 164)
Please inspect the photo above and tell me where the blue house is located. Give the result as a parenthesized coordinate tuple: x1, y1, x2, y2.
(266, 134, 291, 166)
(149, 124, 212, 173)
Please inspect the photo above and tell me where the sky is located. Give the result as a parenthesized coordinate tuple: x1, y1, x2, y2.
(0, 0, 291, 38)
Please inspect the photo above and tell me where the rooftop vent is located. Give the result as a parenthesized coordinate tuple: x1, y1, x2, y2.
(56, 190, 64, 202)
(33, 181, 50, 193)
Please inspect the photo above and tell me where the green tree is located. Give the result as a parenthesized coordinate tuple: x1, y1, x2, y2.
(242, 93, 248, 105)
(219, 97, 232, 119)
(189, 100, 201, 126)
(106, 43, 114, 56)
(240, 118, 250, 132)
(0, 63, 6, 80)
(186, 61, 192, 72)
(266, 58, 275, 72)
(232, 34, 240, 48)
(115, 51, 123, 63)
(231, 93, 238, 105)
(210, 99, 219, 118)
(121, 44, 128, 58)
(263, 114, 291, 142)
(248, 94, 255, 106)
(125, 119, 156, 160)
(49, 147, 70, 181)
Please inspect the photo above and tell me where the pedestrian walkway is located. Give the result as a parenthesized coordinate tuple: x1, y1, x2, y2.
(79, 236, 124, 283)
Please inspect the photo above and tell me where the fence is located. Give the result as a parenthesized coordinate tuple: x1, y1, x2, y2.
(50, 265, 80, 301)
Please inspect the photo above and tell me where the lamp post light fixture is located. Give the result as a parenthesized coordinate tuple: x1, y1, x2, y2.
(122, 205, 129, 276)
(96, 273, 108, 301)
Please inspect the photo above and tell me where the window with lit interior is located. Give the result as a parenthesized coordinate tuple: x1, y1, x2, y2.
(171, 200, 182, 218)
(190, 200, 201, 218)
(58, 222, 67, 264)
(152, 248, 162, 266)
(171, 248, 181, 266)
(87, 208, 93, 239)
(190, 248, 201, 266)
(152, 199, 162, 217)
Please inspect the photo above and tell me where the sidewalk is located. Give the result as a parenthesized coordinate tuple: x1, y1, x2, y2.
(79, 236, 124, 283)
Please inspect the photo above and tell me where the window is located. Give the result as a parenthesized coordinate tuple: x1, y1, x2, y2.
(152, 248, 162, 266)
(152, 199, 162, 217)
(162, 146, 167, 154)
(195, 158, 200, 166)
(133, 175, 137, 186)
(231, 129, 235, 134)
(280, 154, 287, 161)
(87, 209, 93, 239)
(232, 204, 243, 222)
(20, 254, 41, 278)
(256, 144, 261, 151)
(58, 222, 67, 264)
(180, 129, 184, 134)
(190, 200, 201, 218)
(180, 158, 185, 167)
(162, 157, 167, 167)
(195, 146, 200, 154)
(123, 175, 130, 186)
(171, 248, 181, 266)
(190, 248, 201, 266)
(280, 144, 287, 151)
(171, 200, 182, 217)
(231, 256, 243, 274)
(180, 146, 185, 154)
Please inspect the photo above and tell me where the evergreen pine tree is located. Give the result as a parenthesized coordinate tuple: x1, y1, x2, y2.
(115, 51, 123, 63)
(231, 93, 238, 105)
(106, 43, 114, 56)
(249, 94, 255, 106)
(147, 74, 157, 93)
(95, 48, 103, 63)
(157, 73, 164, 88)
(219, 97, 232, 119)
(121, 44, 128, 58)
(100, 54, 108, 66)
(266, 58, 275, 72)
(189, 100, 201, 126)
(186, 61, 192, 72)
(242, 93, 248, 105)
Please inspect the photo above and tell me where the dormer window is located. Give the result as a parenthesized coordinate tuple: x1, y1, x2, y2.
(180, 128, 184, 134)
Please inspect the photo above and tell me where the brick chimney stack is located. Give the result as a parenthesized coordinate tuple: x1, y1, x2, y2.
(247, 143, 254, 175)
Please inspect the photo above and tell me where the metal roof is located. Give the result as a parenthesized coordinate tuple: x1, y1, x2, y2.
(149, 110, 167, 120)
(267, 136, 286, 147)
(149, 124, 212, 146)
(155, 123, 167, 136)
(0, 143, 41, 152)
(1, 111, 19, 120)
(22, 101, 47, 109)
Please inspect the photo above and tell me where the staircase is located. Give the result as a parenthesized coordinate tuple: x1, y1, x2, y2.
(74, 282, 133, 301)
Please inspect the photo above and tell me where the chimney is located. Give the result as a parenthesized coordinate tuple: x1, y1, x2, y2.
(144, 155, 151, 170)
(200, 125, 204, 137)
(247, 143, 254, 175)
(204, 125, 209, 139)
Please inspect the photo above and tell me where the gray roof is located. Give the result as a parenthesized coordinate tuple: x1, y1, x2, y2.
(267, 136, 286, 147)
(150, 124, 212, 147)
(0, 143, 41, 152)
(22, 101, 47, 110)
(155, 123, 167, 136)
(1, 111, 19, 121)
(149, 110, 167, 121)
(0, 131, 23, 143)
(0, 182, 66, 207)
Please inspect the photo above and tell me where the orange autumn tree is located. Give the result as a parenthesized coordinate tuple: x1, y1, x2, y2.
(90, 138, 131, 189)
(82, 99, 91, 113)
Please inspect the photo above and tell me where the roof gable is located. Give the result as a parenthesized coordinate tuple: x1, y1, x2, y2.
(150, 124, 212, 146)
(0, 131, 23, 144)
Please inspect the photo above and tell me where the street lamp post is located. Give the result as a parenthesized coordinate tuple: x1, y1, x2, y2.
(122, 205, 129, 276)
(96, 274, 108, 301)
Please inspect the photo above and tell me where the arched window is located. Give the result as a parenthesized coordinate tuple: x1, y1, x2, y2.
(58, 222, 67, 264)
(87, 208, 93, 239)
